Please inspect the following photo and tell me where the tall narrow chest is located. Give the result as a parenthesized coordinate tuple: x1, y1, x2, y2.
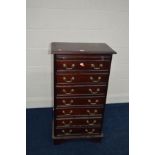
(51, 42, 116, 144)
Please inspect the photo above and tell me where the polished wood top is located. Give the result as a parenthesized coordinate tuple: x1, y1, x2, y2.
(51, 42, 117, 54)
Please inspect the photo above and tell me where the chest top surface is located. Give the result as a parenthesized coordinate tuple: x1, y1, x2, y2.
(51, 42, 116, 54)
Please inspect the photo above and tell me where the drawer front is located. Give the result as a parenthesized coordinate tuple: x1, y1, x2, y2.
(56, 60, 111, 71)
(53, 53, 111, 138)
(55, 127, 101, 136)
(56, 85, 107, 96)
(56, 54, 111, 61)
(55, 128, 101, 136)
(55, 107, 103, 117)
(56, 96, 106, 107)
(56, 117, 102, 127)
(56, 73, 109, 84)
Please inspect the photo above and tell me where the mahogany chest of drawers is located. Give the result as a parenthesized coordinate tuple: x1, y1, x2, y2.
(51, 42, 116, 144)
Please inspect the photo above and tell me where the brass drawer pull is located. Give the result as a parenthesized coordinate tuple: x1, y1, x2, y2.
(86, 109, 98, 115)
(62, 88, 74, 95)
(91, 64, 103, 70)
(89, 76, 102, 83)
(62, 99, 74, 106)
(85, 129, 95, 134)
(63, 76, 75, 83)
(62, 110, 73, 116)
(61, 129, 72, 135)
(80, 62, 85, 67)
(88, 99, 99, 105)
(62, 120, 73, 126)
(63, 64, 75, 70)
(86, 120, 97, 126)
(88, 88, 100, 94)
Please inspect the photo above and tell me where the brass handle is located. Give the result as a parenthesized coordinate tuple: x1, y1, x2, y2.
(86, 120, 97, 126)
(86, 109, 98, 115)
(61, 129, 72, 135)
(62, 88, 74, 95)
(62, 120, 73, 126)
(88, 88, 100, 94)
(62, 110, 73, 116)
(80, 62, 85, 67)
(63, 76, 75, 83)
(91, 64, 103, 70)
(85, 129, 95, 134)
(89, 76, 102, 83)
(62, 99, 74, 106)
(63, 64, 75, 70)
(88, 99, 99, 105)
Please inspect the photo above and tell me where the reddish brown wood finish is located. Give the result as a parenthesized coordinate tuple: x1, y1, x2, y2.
(55, 117, 102, 127)
(52, 42, 116, 54)
(55, 107, 104, 117)
(55, 127, 101, 137)
(56, 54, 112, 60)
(56, 96, 106, 107)
(56, 73, 109, 84)
(56, 60, 111, 71)
(51, 42, 116, 144)
(56, 85, 107, 96)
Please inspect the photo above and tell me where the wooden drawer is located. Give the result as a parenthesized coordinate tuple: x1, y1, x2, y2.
(56, 73, 109, 84)
(56, 60, 111, 71)
(56, 54, 112, 61)
(55, 107, 103, 117)
(56, 96, 106, 107)
(56, 85, 107, 96)
(55, 127, 101, 137)
(55, 117, 102, 127)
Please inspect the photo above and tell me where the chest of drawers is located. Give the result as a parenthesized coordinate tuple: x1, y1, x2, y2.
(51, 42, 116, 144)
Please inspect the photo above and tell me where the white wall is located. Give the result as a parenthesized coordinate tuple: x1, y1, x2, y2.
(26, 0, 129, 108)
